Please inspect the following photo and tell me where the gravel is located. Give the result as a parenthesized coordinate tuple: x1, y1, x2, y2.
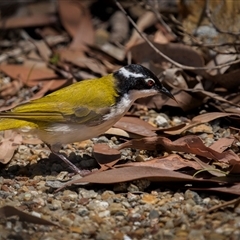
(0, 115, 240, 239)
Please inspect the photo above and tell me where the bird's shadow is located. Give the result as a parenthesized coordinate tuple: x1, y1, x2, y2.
(0, 152, 99, 179)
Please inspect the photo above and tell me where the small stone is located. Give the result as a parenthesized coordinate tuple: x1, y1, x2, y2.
(95, 136, 109, 143)
(121, 201, 131, 208)
(165, 219, 174, 228)
(184, 190, 202, 204)
(77, 206, 89, 217)
(81, 223, 97, 235)
(109, 203, 126, 215)
(234, 204, 240, 215)
(96, 231, 113, 240)
(23, 193, 32, 201)
(101, 190, 115, 201)
(87, 200, 109, 211)
(79, 189, 98, 198)
(49, 199, 62, 210)
(148, 209, 159, 219)
(56, 171, 69, 180)
(188, 230, 205, 240)
(60, 217, 73, 226)
(62, 201, 75, 210)
(98, 210, 110, 218)
(123, 235, 132, 240)
(63, 190, 78, 201)
(33, 197, 45, 207)
(141, 194, 158, 204)
(155, 115, 169, 127)
(31, 211, 41, 218)
(127, 192, 139, 202)
(127, 183, 140, 192)
(172, 117, 182, 125)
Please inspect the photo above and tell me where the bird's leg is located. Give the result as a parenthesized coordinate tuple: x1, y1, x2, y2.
(46, 143, 83, 175)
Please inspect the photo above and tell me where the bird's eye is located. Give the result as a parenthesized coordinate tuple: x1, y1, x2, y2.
(145, 78, 155, 87)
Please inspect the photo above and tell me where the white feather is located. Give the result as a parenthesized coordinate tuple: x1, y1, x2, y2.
(119, 67, 144, 78)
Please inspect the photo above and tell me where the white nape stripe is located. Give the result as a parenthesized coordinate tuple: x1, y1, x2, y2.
(119, 67, 144, 78)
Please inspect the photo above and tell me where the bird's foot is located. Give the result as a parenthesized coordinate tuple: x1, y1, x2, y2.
(52, 151, 87, 176)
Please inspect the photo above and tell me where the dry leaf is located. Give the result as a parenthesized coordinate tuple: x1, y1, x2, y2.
(0, 205, 58, 226)
(58, 166, 223, 189)
(117, 154, 202, 171)
(118, 135, 239, 164)
(192, 183, 240, 196)
(93, 143, 121, 166)
(114, 116, 157, 137)
(130, 42, 205, 75)
(58, 0, 94, 49)
(0, 15, 57, 29)
(0, 130, 22, 164)
(164, 112, 240, 135)
(0, 64, 58, 86)
(210, 138, 235, 152)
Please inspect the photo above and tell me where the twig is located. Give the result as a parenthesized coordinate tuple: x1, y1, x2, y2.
(115, 0, 240, 71)
(146, 0, 176, 38)
(206, 196, 240, 213)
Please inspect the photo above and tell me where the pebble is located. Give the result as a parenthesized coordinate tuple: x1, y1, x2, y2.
(98, 210, 110, 218)
(50, 199, 62, 210)
(148, 209, 159, 219)
(87, 200, 109, 211)
(1, 112, 239, 239)
(155, 115, 169, 127)
(79, 189, 98, 199)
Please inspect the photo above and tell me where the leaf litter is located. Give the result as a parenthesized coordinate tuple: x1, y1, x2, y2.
(1, 0, 240, 233)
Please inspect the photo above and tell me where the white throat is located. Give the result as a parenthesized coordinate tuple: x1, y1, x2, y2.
(103, 89, 158, 121)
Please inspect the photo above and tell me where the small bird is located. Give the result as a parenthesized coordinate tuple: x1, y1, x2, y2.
(0, 64, 174, 174)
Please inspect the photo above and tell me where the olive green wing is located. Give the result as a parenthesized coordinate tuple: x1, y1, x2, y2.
(0, 75, 118, 127)
(0, 105, 110, 131)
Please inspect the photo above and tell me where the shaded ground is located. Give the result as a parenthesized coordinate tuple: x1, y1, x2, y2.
(1, 0, 240, 239)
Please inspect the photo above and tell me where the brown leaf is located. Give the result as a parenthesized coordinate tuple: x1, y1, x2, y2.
(210, 137, 235, 152)
(0, 130, 22, 164)
(105, 127, 132, 138)
(118, 135, 239, 164)
(0, 80, 23, 98)
(93, 143, 121, 166)
(0, 64, 58, 86)
(206, 53, 237, 75)
(210, 69, 240, 90)
(114, 116, 157, 137)
(192, 183, 240, 196)
(0, 15, 57, 29)
(190, 155, 226, 177)
(0, 205, 58, 226)
(117, 154, 202, 171)
(130, 42, 205, 75)
(153, 29, 169, 44)
(59, 166, 223, 189)
(58, 48, 107, 76)
(164, 112, 240, 135)
(126, 11, 157, 50)
(58, 0, 94, 49)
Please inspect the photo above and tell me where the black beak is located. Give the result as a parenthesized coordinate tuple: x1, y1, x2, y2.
(160, 87, 177, 102)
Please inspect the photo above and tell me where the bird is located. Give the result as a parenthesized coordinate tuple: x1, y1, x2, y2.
(0, 64, 174, 174)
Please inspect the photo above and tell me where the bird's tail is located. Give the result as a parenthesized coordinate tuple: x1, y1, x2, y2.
(0, 118, 37, 131)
